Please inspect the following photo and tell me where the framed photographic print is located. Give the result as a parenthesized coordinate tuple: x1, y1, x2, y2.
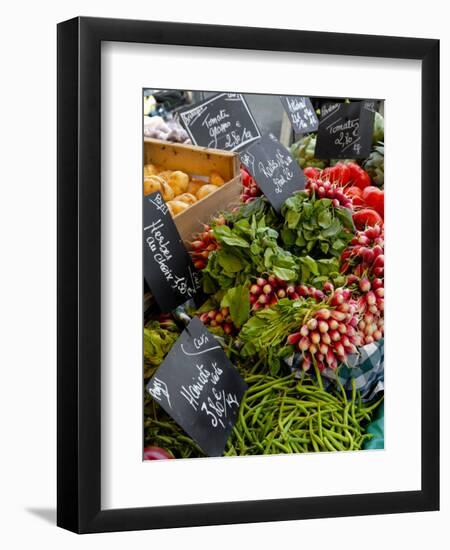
(57, 17, 439, 533)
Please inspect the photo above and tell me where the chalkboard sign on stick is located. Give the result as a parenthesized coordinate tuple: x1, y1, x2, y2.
(314, 100, 375, 159)
(178, 93, 261, 151)
(280, 96, 319, 134)
(240, 133, 306, 212)
(147, 317, 248, 456)
(143, 192, 201, 313)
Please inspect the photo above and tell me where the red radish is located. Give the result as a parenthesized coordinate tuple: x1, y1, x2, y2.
(359, 277, 371, 292)
(309, 343, 318, 355)
(321, 332, 331, 346)
(331, 310, 346, 321)
(373, 278, 383, 289)
(330, 330, 341, 342)
(143, 446, 173, 460)
(263, 284, 272, 295)
(302, 356, 312, 371)
(298, 337, 310, 352)
(311, 331, 321, 345)
(316, 308, 331, 320)
(307, 318, 318, 330)
(318, 320, 329, 333)
(250, 284, 260, 295)
(300, 325, 309, 337)
(287, 332, 302, 345)
(223, 323, 233, 335)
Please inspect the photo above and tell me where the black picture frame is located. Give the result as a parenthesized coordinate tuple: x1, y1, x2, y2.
(57, 16, 440, 533)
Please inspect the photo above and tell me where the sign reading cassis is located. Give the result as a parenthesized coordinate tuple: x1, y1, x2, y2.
(146, 317, 248, 457)
(240, 133, 306, 212)
(178, 92, 261, 151)
(143, 192, 201, 312)
(280, 95, 319, 134)
(314, 100, 376, 159)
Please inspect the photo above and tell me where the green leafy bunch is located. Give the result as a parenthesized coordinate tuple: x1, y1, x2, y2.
(202, 213, 299, 293)
(143, 320, 179, 379)
(239, 297, 318, 374)
(281, 192, 355, 258)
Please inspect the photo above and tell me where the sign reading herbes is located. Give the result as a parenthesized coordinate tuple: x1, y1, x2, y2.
(143, 192, 201, 312)
(178, 92, 261, 151)
(147, 317, 248, 456)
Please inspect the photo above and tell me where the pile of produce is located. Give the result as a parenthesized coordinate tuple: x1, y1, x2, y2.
(144, 111, 385, 459)
(225, 372, 382, 455)
(144, 115, 191, 144)
(143, 163, 226, 217)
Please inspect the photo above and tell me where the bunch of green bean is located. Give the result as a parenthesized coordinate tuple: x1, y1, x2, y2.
(144, 366, 383, 458)
(224, 373, 382, 456)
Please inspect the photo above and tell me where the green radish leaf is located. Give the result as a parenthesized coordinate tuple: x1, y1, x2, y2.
(331, 238, 345, 251)
(335, 207, 355, 230)
(321, 218, 341, 238)
(222, 284, 250, 328)
(216, 250, 244, 273)
(213, 225, 250, 247)
(300, 255, 319, 275)
(318, 209, 332, 228)
(281, 227, 296, 245)
(320, 242, 330, 254)
(272, 266, 296, 280)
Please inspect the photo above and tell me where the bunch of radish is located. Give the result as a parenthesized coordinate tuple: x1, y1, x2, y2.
(250, 276, 327, 311)
(240, 167, 262, 203)
(198, 307, 235, 335)
(340, 224, 384, 279)
(356, 277, 384, 345)
(304, 167, 353, 209)
(286, 287, 360, 372)
(189, 218, 225, 270)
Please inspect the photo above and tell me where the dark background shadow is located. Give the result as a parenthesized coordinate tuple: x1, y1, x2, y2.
(26, 507, 56, 525)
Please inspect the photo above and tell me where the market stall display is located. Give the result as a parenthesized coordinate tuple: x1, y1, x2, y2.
(143, 95, 385, 460)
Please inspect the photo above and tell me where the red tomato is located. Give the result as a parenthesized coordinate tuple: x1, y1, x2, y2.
(333, 163, 352, 186)
(323, 164, 350, 185)
(362, 186, 384, 218)
(345, 185, 363, 198)
(344, 185, 364, 207)
(143, 446, 174, 460)
(240, 167, 251, 187)
(347, 163, 371, 190)
(352, 208, 383, 230)
(304, 166, 321, 180)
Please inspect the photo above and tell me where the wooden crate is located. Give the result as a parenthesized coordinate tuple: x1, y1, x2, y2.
(144, 138, 241, 241)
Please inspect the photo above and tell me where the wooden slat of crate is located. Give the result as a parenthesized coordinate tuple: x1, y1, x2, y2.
(144, 137, 242, 242)
(175, 177, 242, 242)
(144, 138, 240, 182)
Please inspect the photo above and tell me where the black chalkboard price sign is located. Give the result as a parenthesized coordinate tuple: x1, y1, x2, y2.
(314, 100, 376, 159)
(146, 317, 248, 456)
(178, 92, 261, 151)
(280, 95, 319, 134)
(240, 133, 306, 212)
(143, 192, 201, 312)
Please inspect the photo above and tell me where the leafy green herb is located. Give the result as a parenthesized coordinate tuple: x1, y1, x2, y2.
(221, 284, 250, 328)
(281, 192, 355, 259)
